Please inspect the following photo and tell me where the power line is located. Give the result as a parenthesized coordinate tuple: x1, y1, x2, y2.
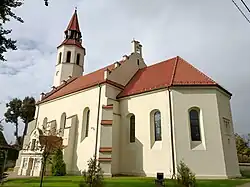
(240, 0, 250, 13)
(232, 0, 250, 24)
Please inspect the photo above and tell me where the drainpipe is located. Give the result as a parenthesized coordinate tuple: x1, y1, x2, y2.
(168, 88, 176, 178)
(94, 84, 102, 161)
(35, 104, 40, 129)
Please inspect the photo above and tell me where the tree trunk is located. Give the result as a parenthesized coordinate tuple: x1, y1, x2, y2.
(40, 156, 47, 187)
(15, 123, 19, 145)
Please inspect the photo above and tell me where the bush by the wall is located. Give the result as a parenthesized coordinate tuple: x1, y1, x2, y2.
(79, 157, 104, 187)
(51, 149, 66, 176)
(176, 160, 197, 187)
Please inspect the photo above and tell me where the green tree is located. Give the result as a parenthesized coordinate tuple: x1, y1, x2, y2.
(4, 98, 22, 146)
(0, 0, 23, 62)
(20, 96, 36, 137)
(51, 149, 66, 176)
(4, 97, 36, 147)
(235, 133, 250, 155)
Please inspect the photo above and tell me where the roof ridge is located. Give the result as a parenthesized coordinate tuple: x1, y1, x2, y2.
(178, 56, 217, 84)
(170, 56, 179, 86)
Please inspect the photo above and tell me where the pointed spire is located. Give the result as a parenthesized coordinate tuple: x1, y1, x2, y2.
(65, 8, 80, 32)
(58, 9, 84, 49)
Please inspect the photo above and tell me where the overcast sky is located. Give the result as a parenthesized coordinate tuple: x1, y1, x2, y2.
(0, 0, 249, 143)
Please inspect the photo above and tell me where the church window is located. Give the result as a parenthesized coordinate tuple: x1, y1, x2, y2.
(58, 52, 62, 64)
(66, 51, 71, 63)
(42, 117, 48, 131)
(30, 139, 36, 151)
(85, 110, 90, 137)
(60, 113, 66, 137)
(81, 108, 90, 142)
(130, 114, 135, 143)
(189, 109, 201, 141)
(223, 118, 231, 135)
(154, 111, 162, 141)
(76, 53, 80, 65)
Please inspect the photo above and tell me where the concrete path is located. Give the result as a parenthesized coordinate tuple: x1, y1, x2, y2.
(6, 171, 34, 179)
(237, 182, 250, 187)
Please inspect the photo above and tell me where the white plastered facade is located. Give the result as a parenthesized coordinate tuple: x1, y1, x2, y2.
(14, 39, 241, 179)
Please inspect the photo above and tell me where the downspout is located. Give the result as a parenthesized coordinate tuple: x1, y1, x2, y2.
(94, 84, 102, 161)
(35, 104, 40, 129)
(168, 88, 176, 178)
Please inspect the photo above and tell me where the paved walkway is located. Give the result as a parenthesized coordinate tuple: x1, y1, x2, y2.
(237, 183, 250, 187)
(6, 171, 33, 179)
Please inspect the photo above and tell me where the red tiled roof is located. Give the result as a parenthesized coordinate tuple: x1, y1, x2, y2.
(117, 56, 230, 98)
(38, 56, 230, 104)
(66, 10, 80, 32)
(57, 39, 84, 49)
(38, 63, 124, 104)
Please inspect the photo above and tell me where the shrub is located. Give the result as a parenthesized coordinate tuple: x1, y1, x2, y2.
(51, 149, 66, 176)
(79, 157, 104, 187)
(176, 160, 197, 187)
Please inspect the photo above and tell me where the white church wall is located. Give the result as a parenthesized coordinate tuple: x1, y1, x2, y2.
(216, 90, 241, 177)
(119, 89, 173, 177)
(171, 87, 238, 179)
(37, 85, 107, 174)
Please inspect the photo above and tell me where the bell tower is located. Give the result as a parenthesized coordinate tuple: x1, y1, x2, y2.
(53, 9, 86, 87)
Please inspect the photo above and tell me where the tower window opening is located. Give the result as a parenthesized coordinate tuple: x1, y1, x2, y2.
(76, 53, 80, 65)
(66, 51, 71, 63)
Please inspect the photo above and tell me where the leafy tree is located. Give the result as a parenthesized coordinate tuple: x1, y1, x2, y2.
(4, 98, 22, 145)
(0, 0, 23, 62)
(51, 149, 66, 176)
(79, 157, 104, 187)
(235, 133, 250, 162)
(20, 96, 36, 137)
(4, 97, 36, 147)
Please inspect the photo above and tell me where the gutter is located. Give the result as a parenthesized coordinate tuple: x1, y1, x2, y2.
(94, 84, 102, 161)
(168, 88, 176, 178)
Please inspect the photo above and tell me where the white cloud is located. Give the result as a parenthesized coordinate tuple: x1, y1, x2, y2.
(1, 0, 250, 142)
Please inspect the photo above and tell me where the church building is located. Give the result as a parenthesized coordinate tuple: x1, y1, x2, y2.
(14, 10, 241, 179)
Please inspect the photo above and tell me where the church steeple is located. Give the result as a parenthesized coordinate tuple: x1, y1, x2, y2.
(53, 9, 86, 87)
(58, 8, 84, 49)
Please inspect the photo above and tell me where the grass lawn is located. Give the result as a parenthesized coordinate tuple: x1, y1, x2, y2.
(3, 176, 250, 187)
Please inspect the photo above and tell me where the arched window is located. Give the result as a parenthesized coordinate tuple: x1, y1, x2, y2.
(66, 51, 71, 63)
(130, 114, 135, 143)
(42, 117, 48, 131)
(81, 108, 90, 142)
(76, 53, 80, 65)
(154, 111, 162, 141)
(60, 113, 66, 137)
(85, 110, 90, 137)
(189, 109, 201, 141)
(58, 52, 62, 64)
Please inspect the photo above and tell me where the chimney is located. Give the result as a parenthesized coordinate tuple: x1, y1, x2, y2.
(40, 93, 45, 100)
(104, 69, 111, 79)
(131, 39, 142, 56)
